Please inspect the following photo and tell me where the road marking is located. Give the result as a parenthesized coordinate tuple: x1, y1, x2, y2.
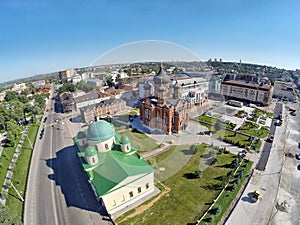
(49, 117, 59, 225)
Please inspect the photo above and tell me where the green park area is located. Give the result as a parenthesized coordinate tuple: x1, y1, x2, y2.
(238, 121, 269, 138)
(248, 108, 274, 122)
(116, 144, 253, 225)
(0, 132, 24, 191)
(198, 115, 236, 130)
(4, 124, 39, 220)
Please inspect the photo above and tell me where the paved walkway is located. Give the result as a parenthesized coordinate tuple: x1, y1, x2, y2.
(0, 126, 29, 206)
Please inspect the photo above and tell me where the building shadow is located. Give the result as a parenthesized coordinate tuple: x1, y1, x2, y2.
(69, 115, 82, 123)
(46, 145, 108, 216)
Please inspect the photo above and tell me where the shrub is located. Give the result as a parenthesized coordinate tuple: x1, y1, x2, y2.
(231, 182, 237, 191)
(206, 216, 214, 222)
(210, 206, 221, 215)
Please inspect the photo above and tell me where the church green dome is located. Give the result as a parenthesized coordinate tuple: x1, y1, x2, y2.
(121, 136, 130, 144)
(87, 120, 115, 142)
(85, 146, 97, 157)
(77, 131, 87, 139)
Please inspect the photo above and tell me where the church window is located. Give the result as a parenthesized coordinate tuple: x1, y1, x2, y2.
(156, 111, 160, 122)
(163, 113, 167, 125)
(92, 157, 95, 164)
(146, 183, 149, 189)
(105, 143, 109, 150)
(129, 191, 134, 198)
(138, 187, 141, 193)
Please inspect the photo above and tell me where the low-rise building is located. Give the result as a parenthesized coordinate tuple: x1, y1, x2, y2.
(86, 78, 104, 87)
(273, 81, 297, 102)
(59, 92, 74, 113)
(71, 74, 82, 84)
(73, 120, 156, 216)
(221, 80, 274, 106)
(12, 83, 27, 93)
(74, 91, 110, 111)
(32, 80, 46, 88)
(80, 99, 126, 124)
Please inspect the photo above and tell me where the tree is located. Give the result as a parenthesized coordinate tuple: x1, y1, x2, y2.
(4, 91, 17, 102)
(32, 106, 41, 120)
(210, 206, 221, 215)
(76, 80, 93, 93)
(6, 131, 16, 147)
(230, 158, 239, 168)
(0, 205, 22, 225)
(214, 120, 222, 132)
(34, 95, 45, 108)
(106, 75, 115, 87)
(194, 169, 202, 178)
(17, 94, 29, 104)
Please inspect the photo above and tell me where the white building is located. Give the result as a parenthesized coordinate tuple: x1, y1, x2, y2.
(74, 120, 157, 216)
(273, 81, 297, 102)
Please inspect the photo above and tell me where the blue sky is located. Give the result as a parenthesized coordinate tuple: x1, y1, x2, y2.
(0, 0, 299, 83)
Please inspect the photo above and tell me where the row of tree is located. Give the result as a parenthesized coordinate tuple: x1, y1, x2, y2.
(0, 91, 46, 146)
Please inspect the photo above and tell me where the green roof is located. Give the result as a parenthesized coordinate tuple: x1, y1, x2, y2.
(120, 136, 130, 144)
(87, 120, 115, 142)
(85, 146, 97, 157)
(91, 151, 153, 196)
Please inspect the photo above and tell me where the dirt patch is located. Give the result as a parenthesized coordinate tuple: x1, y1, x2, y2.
(118, 182, 170, 224)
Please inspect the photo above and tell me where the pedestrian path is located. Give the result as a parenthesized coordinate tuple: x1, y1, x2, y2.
(0, 126, 29, 206)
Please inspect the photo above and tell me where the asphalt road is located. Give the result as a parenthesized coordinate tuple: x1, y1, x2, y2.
(256, 102, 283, 171)
(24, 95, 112, 225)
(225, 101, 286, 225)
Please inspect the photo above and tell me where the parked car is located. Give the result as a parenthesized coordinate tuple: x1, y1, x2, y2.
(295, 153, 300, 160)
(251, 190, 260, 202)
(291, 111, 296, 116)
(267, 136, 274, 143)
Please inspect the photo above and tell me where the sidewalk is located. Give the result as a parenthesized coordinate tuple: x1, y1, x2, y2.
(0, 126, 29, 206)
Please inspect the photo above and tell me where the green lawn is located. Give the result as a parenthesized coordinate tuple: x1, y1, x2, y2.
(119, 130, 162, 152)
(0, 128, 25, 191)
(256, 126, 269, 138)
(198, 115, 218, 124)
(117, 144, 248, 225)
(200, 160, 253, 224)
(6, 124, 39, 219)
(251, 138, 262, 152)
(238, 122, 269, 139)
(213, 129, 251, 148)
(198, 116, 236, 130)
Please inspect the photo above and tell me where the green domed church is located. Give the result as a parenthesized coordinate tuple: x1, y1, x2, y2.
(73, 120, 156, 216)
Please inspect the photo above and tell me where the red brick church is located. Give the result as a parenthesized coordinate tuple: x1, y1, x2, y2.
(140, 66, 189, 134)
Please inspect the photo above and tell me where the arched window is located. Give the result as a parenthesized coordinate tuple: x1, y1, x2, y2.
(105, 143, 109, 150)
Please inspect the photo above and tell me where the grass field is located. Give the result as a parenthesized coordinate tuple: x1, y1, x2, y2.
(119, 130, 163, 152)
(198, 115, 236, 130)
(238, 122, 269, 139)
(117, 144, 252, 225)
(6, 124, 39, 219)
(200, 160, 253, 224)
(0, 127, 25, 192)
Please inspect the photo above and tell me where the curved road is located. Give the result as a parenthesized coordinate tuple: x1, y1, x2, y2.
(24, 96, 112, 225)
